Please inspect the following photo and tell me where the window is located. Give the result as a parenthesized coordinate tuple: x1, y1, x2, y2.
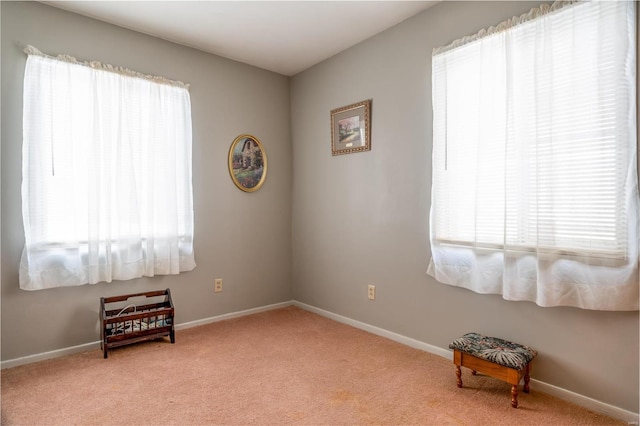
(428, 1, 638, 310)
(20, 47, 196, 290)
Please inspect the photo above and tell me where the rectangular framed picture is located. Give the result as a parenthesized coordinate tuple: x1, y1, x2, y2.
(330, 99, 371, 156)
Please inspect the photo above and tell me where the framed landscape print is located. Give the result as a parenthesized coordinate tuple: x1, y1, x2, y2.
(330, 99, 371, 156)
(228, 134, 268, 192)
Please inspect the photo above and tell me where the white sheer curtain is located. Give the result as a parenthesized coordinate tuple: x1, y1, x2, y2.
(20, 47, 196, 290)
(428, 1, 639, 310)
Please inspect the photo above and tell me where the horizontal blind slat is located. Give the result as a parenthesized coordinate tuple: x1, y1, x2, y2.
(431, 1, 632, 258)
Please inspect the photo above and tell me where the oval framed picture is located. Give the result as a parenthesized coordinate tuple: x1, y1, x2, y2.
(228, 134, 268, 192)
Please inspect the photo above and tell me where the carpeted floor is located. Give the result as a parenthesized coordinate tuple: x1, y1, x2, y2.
(1, 306, 626, 425)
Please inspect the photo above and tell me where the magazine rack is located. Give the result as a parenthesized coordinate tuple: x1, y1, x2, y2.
(100, 288, 175, 358)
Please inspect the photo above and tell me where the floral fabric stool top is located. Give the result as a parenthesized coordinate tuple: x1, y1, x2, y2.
(449, 332, 537, 408)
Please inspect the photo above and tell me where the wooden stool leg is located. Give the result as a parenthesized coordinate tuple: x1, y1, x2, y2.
(523, 364, 531, 393)
(455, 365, 462, 388)
(511, 385, 518, 408)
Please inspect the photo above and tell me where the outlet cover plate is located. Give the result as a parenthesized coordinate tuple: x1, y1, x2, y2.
(368, 285, 376, 300)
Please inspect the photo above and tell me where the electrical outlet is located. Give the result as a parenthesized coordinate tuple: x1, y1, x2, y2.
(214, 278, 223, 293)
(368, 285, 376, 300)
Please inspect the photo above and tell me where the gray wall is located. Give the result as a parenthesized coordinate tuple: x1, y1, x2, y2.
(291, 1, 639, 413)
(2, 0, 638, 415)
(1, 2, 292, 359)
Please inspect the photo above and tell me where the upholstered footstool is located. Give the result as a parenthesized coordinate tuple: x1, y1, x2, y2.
(449, 332, 537, 408)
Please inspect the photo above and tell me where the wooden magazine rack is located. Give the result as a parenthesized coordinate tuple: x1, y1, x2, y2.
(100, 288, 175, 358)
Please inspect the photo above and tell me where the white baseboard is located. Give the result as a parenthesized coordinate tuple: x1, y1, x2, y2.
(0, 341, 101, 370)
(3, 299, 638, 424)
(292, 301, 451, 358)
(293, 301, 640, 424)
(530, 379, 639, 424)
(174, 301, 293, 330)
(1, 300, 293, 370)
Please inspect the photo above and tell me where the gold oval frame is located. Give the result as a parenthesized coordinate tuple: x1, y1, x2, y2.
(228, 134, 268, 192)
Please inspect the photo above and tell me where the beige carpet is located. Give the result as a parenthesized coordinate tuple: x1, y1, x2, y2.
(1, 306, 625, 425)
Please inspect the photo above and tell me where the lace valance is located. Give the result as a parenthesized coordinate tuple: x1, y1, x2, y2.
(24, 45, 190, 90)
(433, 1, 581, 56)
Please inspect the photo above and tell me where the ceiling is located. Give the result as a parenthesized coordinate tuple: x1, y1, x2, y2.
(41, 1, 439, 76)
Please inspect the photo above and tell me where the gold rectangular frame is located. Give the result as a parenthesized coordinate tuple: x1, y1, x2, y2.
(331, 99, 371, 156)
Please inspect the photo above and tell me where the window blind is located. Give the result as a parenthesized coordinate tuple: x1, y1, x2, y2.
(431, 0, 634, 259)
(428, 0, 639, 311)
(21, 47, 196, 290)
